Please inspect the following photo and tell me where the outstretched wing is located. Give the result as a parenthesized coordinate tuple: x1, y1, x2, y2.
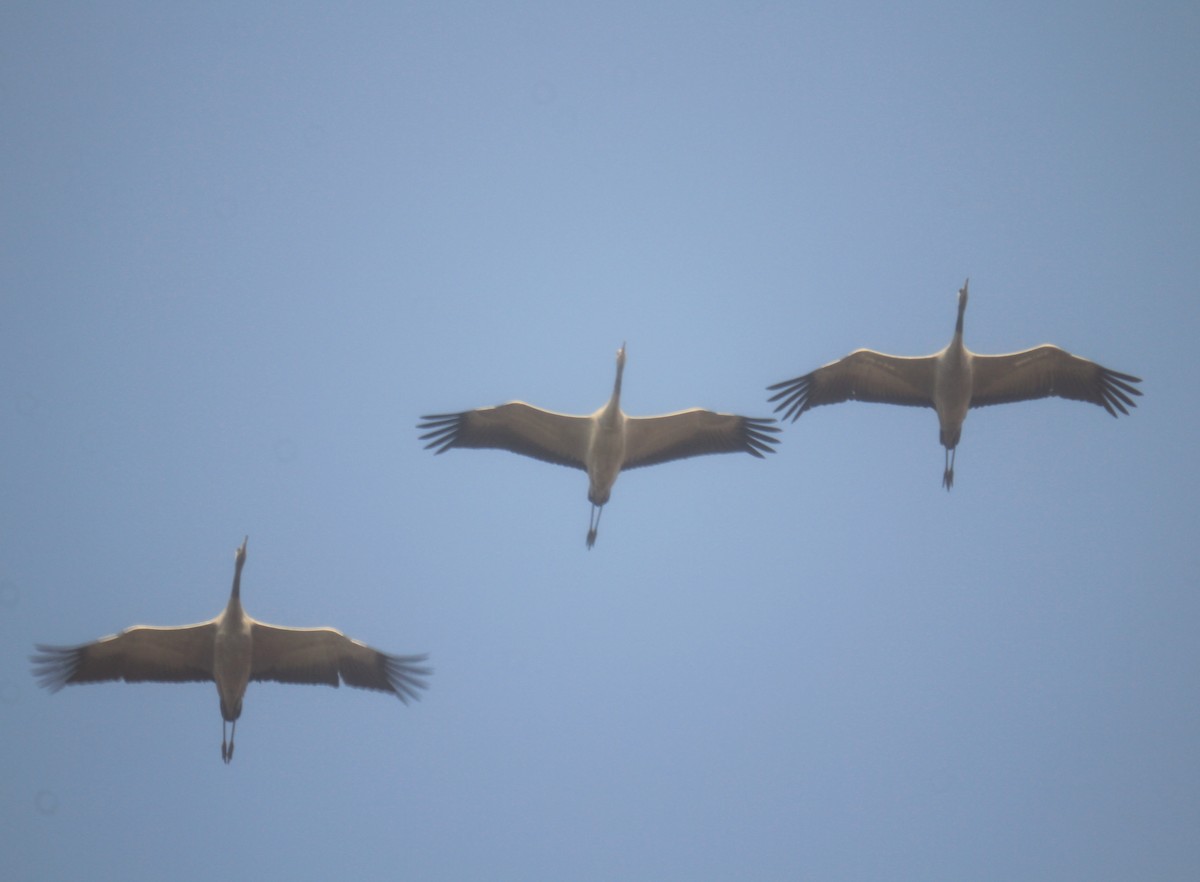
(249, 623, 430, 704)
(970, 346, 1142, 416)
(768, 350, 938, 421)
(32, 622, 218, 691)
(623, 410, 779, 470)
(419, 402, 591, 471)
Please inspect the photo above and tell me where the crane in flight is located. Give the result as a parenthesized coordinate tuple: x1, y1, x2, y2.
(420, 343, 780, 547)
(32, 537, 430, 763)
(768, 279, 1141, 488)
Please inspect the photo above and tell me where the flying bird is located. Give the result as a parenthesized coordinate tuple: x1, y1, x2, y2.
(419, 343, 780, 548)
(31, 537, 430, 763)
(767, 279, 1141, 488)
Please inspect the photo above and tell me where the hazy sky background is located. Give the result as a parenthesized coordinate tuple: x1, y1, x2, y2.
(3, 3, 1197, 880)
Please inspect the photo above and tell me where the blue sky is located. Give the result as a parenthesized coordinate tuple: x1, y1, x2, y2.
(2, 3, 1197, 879)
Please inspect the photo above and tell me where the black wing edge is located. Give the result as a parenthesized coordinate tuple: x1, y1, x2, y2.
(1097, 368, 1143, 417)
(29, 644, 87, 692)
(382, 652, 433, 704)
(743, 417, 782, 457)
(765, 374, 813, 422)
(417, 412, 466, 454)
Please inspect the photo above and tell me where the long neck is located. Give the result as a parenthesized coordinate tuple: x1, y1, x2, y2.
(952, 281, 968, 346)
(226, 541, 247, 618)
(600, 347, 625, 425)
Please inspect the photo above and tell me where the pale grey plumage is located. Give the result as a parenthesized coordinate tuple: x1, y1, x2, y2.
(768, 279, 1142, 488)
(32, 537, 429, 763)
(420, 344, 780, 547)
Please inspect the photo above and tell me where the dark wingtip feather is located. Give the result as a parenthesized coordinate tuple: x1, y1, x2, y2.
(417, 412, 466, 454)
(383, 653, 432, 705)
(1099, 368, 1143, 417)
(742, 417, 782, 457)
(1104, 368, 1143, 386)
(766, 374, 813, 422)
(30, 644, 83, 693)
